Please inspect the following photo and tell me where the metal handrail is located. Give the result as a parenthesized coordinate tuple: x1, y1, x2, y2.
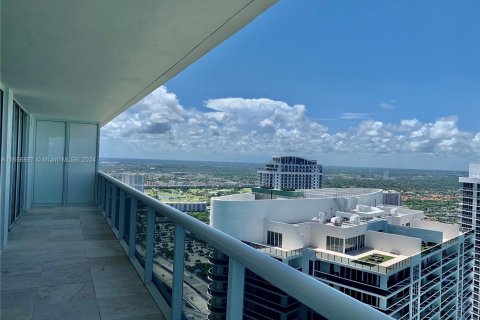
(99, 171, 393, 320)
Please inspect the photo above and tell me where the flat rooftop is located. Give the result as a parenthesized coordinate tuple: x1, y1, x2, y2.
(302, 188, 382, 199)
(315, 247, 410, 268)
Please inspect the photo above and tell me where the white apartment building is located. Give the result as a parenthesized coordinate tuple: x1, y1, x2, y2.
(209, 188, 474, 320)
(257, 156, 322, 190)
(460, 164, 480, 319)
(121, 173, 145, 192)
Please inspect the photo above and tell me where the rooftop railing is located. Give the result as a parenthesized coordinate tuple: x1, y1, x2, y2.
(242, 241, 303, 258)
(97, 171, 393, 320)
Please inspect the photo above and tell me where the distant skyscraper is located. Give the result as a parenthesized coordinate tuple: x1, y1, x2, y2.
(460, 163, 480, 319)
(209, 188, 474, 320)
(121, 173, 145, 192)
(257, 156, 322, 189)
(383, 170, 390, 180)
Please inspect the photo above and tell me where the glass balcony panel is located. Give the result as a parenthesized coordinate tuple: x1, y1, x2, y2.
(124, 195, 132, 244)
(114, 187, 120, 229)
(152, 212, 176, 304)
(183, 231, 214, 319)
(106, 184, 112, 219)
(135, 201, 148, 266)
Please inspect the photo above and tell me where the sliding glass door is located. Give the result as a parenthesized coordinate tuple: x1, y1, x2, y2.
(9, 102, 28, 227)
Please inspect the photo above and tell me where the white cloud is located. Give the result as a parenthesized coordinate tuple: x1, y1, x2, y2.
(380, 102, 395, 109)
(101, 86, 480, 163)
(339, 113, 370, 120)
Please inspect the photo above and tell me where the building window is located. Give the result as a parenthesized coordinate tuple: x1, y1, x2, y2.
(344, 235, 366, 253)
(267, 231, 283, 247)
(326, 236, 344, 253)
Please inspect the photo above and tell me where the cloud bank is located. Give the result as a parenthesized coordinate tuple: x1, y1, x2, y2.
(101, 86, 479, 168)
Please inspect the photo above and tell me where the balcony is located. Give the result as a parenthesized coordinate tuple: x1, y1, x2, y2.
(386, 295, 410, 315)
(0, 206, 164, 319)
(0, 172, 396, 320)
(0, 1, 427, 319)
(421, 260, 442, 276)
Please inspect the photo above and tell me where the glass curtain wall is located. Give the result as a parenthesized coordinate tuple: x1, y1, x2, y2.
(9, 102, 28, 227)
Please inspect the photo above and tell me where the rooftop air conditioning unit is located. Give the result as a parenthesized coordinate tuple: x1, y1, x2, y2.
(331, 217, 342, 226)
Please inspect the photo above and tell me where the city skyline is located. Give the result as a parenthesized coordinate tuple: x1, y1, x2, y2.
(100, 0, 479, 170)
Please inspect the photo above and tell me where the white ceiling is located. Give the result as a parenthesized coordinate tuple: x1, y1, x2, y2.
(1, 0, 275, 125)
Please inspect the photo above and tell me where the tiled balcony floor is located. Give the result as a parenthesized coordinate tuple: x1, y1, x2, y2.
(1, 206, 165, 320)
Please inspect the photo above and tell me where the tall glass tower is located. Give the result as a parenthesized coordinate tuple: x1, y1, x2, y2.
(460, 163, 480, 319)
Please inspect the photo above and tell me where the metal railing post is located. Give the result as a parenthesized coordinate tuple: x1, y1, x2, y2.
(118, 190, 125, 239)
(128, 197, 138, 257)
(105, 182, 111, 218)
(171, 224, 185, 320)
(144, 207, 155, 283)
(111, 185, 117, 227)
(226, 259, 245, 320)
(103, 178, 107, 213)
(97, 176, 102, 207)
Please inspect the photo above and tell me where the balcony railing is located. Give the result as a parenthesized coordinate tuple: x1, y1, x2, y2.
(97, 171, 393, 320)
(421, 260, 441, 276)
(421, 243, 442, 257)
(386, 295, 410, 315)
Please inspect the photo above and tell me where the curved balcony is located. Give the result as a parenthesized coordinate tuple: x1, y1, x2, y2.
(208, 283, 228, 298)
(208, 253, 229, 265)
(208, 301, 227, 314)
(208, 268, 229, 281)
(208, 313, 226, 320)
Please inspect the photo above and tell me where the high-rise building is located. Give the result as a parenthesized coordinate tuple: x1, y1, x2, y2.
(460, 163, 480, 319)
(257, 156, 322, 189)
(121, 173, 145, 192)
(210, 188, 474, 320)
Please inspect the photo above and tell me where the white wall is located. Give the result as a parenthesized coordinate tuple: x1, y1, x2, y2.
(470, 163, 480, 179)
(387, 224, 442, 244)
(210, 190, 384, 243)
(410, 220, 459, 241)
(365, 230, 421, 256)
(263, 220, 307, 250)
(309, 222, 370, 249)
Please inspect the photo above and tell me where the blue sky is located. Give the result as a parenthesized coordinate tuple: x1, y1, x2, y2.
(101, 0, 480, 170)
